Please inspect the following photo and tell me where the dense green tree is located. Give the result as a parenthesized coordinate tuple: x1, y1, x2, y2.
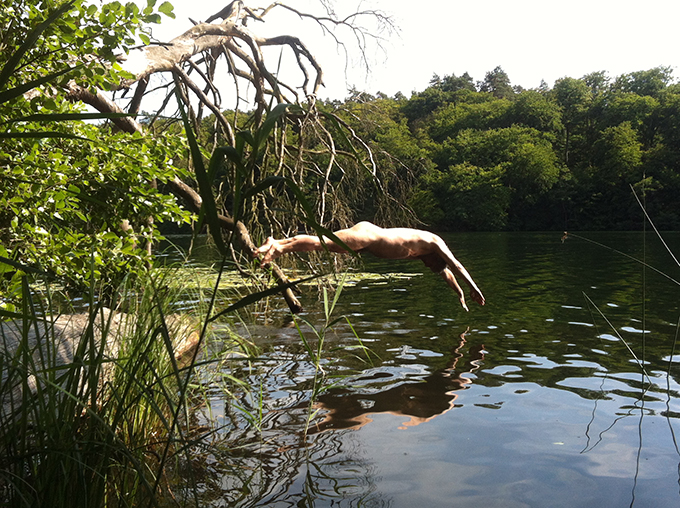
(1, 113, 190, 290)
(582, 71, 610, 96)
(552, 77, 591, 165)
(399, 66, 680, 231)
(634, 89, 680, 228)
(604, 93, 659, 148)
(612, 66, 673, 97)
(0, 0, 189, 303)
(568, 122, 645, 229)
(426, 94, 511, 142)
(322, 95, 430, 224)
(440, 72, 476, 93)
(503, 90, 563, 135)
(478, 66, 515, 99)
(453, 127, 559, 199)
(413, 163, 510, 231)
(597, 122, 643, 176)
(420, 125, 561, 229)
(401, 85, 447, 125)
(403, 72, 481, 125)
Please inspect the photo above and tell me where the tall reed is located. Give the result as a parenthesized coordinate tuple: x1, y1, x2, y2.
(0, 268, 210, 507)
(292, 275, 374, 435)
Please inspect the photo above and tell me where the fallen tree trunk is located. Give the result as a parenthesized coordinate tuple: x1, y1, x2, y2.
(0, 308, 200, 420)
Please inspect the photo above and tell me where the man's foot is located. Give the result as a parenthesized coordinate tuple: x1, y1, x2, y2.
(470, 288, 485, 306)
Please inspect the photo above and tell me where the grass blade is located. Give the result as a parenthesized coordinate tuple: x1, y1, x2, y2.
(0, 65, 83, 105)
(175, 87, 226, 256)
(208, 274, 319, 323)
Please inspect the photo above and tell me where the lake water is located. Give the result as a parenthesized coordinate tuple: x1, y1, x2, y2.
(184, 231, 680, 507)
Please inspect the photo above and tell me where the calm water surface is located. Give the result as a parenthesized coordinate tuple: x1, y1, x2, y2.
(189, 232, 680, 507)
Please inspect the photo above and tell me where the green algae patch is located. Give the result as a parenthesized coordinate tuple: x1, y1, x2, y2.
(155, 266, 422, 292)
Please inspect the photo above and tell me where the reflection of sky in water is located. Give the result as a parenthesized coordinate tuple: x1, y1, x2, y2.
(193, 232, 680, 507)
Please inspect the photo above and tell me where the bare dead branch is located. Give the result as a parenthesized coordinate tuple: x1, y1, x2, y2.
(66, 82, 143, 134)
(128, 77, 148, 115)
(168, 177, 303, 313)
(257, 2, 396, 75)
(172, 64, 236, 145)
(115, 1, 394, 109)
(205, 1, 243, 24)
(258, 34, 324, 96)
(185, 58, 221, 110)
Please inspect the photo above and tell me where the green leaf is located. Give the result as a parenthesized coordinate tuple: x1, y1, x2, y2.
(236, 130, 255, 148)
(0, 309, 26, 320)
(0, 256, 49, 276)
(125, 2, 139, 17)
(158, 1, 175, 18)
(281, 177, 349, 246)
(210, 145, 245, 180)
(0, 131, 94, 142)
(0, 64, 83, 105)
(3, 112, 134, 124)
(241, 175, 286, 203)
(254, 103, 294, 150)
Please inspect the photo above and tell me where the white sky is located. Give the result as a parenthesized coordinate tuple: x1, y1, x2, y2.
(151, 0, 680, 102)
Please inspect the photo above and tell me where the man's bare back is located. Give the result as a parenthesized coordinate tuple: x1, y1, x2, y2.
(255, 222, 485, 311)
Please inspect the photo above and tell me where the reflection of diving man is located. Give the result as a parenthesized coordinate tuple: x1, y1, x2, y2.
(255, 222, 485, 311)
(307, 330, 485, 432)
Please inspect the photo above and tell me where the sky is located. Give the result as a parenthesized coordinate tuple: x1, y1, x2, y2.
(151, 0, 680, 102)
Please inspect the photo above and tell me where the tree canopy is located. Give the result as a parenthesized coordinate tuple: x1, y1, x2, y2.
(369, 65, 680, 231)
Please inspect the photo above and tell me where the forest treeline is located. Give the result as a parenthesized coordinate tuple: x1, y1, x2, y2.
(323, 66, 680, 231)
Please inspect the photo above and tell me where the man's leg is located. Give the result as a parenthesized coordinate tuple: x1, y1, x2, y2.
(430, 237, 485, 307)
(439, 268, 468, 311)
(419, 253, 469, 311)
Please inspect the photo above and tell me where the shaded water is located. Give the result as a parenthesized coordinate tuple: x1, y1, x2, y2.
(189, 232, 680, 507)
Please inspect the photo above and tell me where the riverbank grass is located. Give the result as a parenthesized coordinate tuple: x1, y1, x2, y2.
(0, 270, 208, 507)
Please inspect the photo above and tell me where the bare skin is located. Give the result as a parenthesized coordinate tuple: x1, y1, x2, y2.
(255, 221, 485, 311)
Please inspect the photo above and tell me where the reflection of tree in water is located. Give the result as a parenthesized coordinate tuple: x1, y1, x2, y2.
(308, 330, 484, 432)
(184, 365, 388, 506)
(192, 431, 385, 507)
(184, 417, 389, 507)
(185, 330, 482, 506)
